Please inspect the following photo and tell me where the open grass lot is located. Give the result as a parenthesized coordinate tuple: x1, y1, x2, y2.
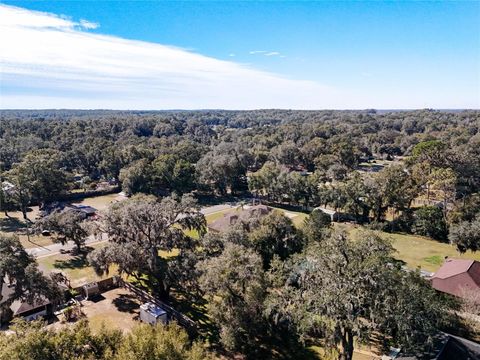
(0, 215, 55, 249)
(72, 193, 121, 212)
(37, 243, 116, 287)
(335, 223, 480, 272)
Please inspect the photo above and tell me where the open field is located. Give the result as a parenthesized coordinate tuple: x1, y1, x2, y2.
(72, 193, 120, 211)
(335, 223, 480, 272)
(270, 206, 309, 228)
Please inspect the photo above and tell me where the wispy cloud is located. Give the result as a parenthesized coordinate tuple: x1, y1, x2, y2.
(79, 19, 99, 30)
(0, 5, 343, 109)
(249, 50, 286, 58)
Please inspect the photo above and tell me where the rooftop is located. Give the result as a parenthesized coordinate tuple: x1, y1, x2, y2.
(140, 302, 166, 317)
(432, 259, 476, 280)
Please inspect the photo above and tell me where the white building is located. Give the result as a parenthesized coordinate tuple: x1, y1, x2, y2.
(140, 302, 168, 325)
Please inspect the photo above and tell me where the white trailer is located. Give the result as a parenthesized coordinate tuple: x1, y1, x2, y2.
(140, 302, 168, 325)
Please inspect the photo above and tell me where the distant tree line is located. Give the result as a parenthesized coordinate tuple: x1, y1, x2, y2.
(2, 109, 478, 250)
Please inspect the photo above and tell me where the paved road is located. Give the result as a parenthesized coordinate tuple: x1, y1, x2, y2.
(26, 233, 108, 258)
(26, 204, 236, 259)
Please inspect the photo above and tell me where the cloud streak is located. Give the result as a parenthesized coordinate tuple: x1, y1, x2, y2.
(249, 50, 285, 58)
(0, 5, 340, 109)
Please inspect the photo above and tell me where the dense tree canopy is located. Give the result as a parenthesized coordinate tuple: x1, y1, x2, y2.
(1, 109, 478, 359)
(266, 231, 447, 360)
(0, 320, 212, 360)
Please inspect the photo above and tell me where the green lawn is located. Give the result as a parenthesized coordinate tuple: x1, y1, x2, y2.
(335, 223, 480, 272)
(37, 243, 116, 287)
(0, 215, 56, 249)
(269, 206, 309, 228)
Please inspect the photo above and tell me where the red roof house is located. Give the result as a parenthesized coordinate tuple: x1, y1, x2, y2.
(431, 259, 480, 301)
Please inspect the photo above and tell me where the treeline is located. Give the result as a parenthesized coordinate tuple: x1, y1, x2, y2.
(1, 110, 479, 248)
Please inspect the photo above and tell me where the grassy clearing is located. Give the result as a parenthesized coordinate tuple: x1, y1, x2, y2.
(72, 193, 119, 212)
(37, 243, 115, 287)
(335, 223, 480, 272)
(204, 207, 241, 223)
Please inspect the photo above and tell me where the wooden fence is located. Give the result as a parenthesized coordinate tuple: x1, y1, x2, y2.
(120, 280, 198, 335)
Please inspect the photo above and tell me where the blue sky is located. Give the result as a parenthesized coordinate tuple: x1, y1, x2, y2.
(0, 1, 479, 109)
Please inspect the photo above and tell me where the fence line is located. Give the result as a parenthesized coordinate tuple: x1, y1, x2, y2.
(120, 280, 197, 335)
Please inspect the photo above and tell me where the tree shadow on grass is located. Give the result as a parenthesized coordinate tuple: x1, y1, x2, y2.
(169, 290, 220, 344)
(113, 294, 140, 314)
(0, 217, 27, 232)
(54, 255, 89, 270)
(54, 246, 94, 270)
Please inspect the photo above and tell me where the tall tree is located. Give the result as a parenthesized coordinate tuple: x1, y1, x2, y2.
(448, 215, 480, 253)
(302, 208, 332, 243)
(413, 206, 448, 241)
(6, 149, 68, 207)
(198, 243, 267, 353)
(248, 211, 303, 269)
(118, 159, 152, 196)
(35, 209, 89, 253)
(88, 194, 206, 299)
(0, 235, 62, 315)
(196, 143, 248, 196)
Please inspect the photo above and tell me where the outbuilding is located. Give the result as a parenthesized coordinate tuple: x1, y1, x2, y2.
(140, 302, 168, 325)
(83, 282, 100, 299)
(313, 207, 341, 222)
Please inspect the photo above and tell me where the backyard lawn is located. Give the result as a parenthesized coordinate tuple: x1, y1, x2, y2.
(335, 223, 480, 272)
(269, 206, 309, 228)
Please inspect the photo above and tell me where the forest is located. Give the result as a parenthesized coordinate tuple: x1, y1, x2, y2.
(1, 109, 480, 359)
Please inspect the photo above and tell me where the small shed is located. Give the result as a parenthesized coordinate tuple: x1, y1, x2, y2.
(140, 302, 168, 325)
(83, 282, 100, 299)
(313, 207, 340, 222)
